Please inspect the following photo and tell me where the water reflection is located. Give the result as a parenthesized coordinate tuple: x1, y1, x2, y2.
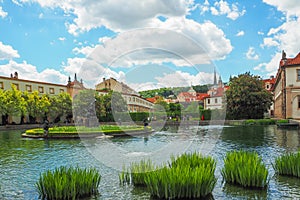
(0, 125, 300, 199)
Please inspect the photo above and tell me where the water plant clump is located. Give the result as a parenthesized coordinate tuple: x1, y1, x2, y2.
(36, 166, 101, 200)
(119, 159, 155, 186)
(221, 150, 268, 189)
(273, 151, 300, 178)
(145, 152, 217, 199)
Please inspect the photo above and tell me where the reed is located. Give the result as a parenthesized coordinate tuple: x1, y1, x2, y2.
(119, 159, 155, 186)
(36, 166, 101, 200)
(273, 151, 300, 178)
(221, 150, 268, 189)
(145, 153, 217, 199)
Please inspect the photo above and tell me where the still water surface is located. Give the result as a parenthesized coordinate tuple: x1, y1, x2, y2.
(0, 125, 299, 199)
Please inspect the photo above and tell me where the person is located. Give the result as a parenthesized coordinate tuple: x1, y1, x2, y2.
(143, 118, 148, 127)
(43, 119, 49, 137)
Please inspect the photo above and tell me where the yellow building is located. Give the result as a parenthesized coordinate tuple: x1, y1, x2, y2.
(0, 72, 84, 97)
(96, 77, 153, 112)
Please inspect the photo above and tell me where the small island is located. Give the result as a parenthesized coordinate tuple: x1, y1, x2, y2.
(22, 125, 154, 139)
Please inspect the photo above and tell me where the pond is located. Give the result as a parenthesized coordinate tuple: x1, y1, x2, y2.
(0, 125, 299, 199)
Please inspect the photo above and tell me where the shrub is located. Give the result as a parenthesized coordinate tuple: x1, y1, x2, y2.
(244, 119, 276, 125)
(221, 150, 268, 189)
(273, 151, 300, 178)
(276, 119, 289, 124)
(36, 166, 101, 200)
(119, 159, 155, 186)
(145, 153, 217, 199)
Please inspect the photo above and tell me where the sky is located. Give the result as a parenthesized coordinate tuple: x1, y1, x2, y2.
(0, 0, 299, 91)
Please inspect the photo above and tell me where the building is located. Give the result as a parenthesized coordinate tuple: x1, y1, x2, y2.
(0, 72, 84, 97)
(263, 76, 276, 117)
(273, 50, 300, 119)
(203, 70, 228, 110)
(96, 77, 153, 112)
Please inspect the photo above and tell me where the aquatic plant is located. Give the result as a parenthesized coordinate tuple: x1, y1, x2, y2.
(119, 159, 155, 186)
(145, 153, 217, 199)
(221, 150, 268, 189)
(273, 151, 300, 178)
(36, 166, 101, 200)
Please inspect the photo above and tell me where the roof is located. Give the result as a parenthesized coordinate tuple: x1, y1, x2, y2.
(280, 52, 300, 67)
(196, 93, 209, 101)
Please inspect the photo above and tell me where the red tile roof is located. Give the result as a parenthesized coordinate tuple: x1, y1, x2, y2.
(280, 52, 300, 66)
(196, 93, 209, 100)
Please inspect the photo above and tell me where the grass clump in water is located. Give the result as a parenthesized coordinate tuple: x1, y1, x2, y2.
(221, 150, 268, 189)
(119, 159, 155, 186)
(273, 151, 300, 178)
(36, 166, 101, 200)
(145, 152, 217, 199)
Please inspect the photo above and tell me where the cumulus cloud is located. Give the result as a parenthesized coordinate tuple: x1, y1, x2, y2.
(0, 60, 68, 84)
(236, 30, 244, 37)
(210, 0, 246, 20)
(18, 0, 194, 35)
(254, 52, 281, 76)
(260, 37, 279, 48)
(0, 42, 20, 60)
(0, 7, 7, 18)
(246, 47, 259, 60)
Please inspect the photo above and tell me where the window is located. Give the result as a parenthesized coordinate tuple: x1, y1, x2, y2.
(298, 96, 300, 109)
(266, 84, 269, 89)
(12, 83, 19, 90)
(297, 69, 300, 81)
(0, 82, 3, 89)
(207, 99, 210, 104)
(49, 88, 55, 94)
(38, 86, 44, 93)
(26, 85, 32, 92)
(215, 98, 218, 103)
(60, 89, 64, 93)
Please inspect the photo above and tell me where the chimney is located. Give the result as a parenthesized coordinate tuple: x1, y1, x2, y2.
(14, 72, 18, 79)
(103, 77, 105, 82)
(270, 75, 274, 79)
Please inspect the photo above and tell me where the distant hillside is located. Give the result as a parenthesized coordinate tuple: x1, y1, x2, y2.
(139, 84, 212, 98)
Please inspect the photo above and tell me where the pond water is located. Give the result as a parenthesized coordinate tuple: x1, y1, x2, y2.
(0, 125, 300, 199)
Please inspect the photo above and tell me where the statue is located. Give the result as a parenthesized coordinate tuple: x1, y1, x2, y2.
(43, 119, 49, 137)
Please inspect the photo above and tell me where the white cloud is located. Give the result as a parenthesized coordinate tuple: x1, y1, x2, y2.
(199, 0, 210, 15)
(210, 0, 246, 20)
(0, 7, 7, 18)
(246, 47, 259, 60)
(0, 42, 20, 60)
(0, 60, 68, 84)
(236, 30, 244, 37)
(155, 71, 214, 88)
(72, 46, 95, 56)
(58, 37, 66, 41)
(263, 0, 300, 17)
(258, 31, 264, 35)
(19, 0, 195, 35)
(260, 37, 279, 48)
(254, 52, 281, 76)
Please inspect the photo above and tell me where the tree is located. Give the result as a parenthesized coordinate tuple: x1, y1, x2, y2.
(225, 72, 273, 119)
(48, 92, 72, 123)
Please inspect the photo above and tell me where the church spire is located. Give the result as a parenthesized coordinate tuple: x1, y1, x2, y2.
(213, 68, 217, 85)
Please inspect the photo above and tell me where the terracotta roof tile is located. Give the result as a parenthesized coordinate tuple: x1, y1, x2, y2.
(280, 52, 300, 66)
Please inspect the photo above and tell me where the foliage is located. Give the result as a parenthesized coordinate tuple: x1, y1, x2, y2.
(244, 119, 276, 125)
(36, 166, 101, 200)
(145, 152, 217, 199)
(221, 150, 268, 189)
(276, 119, 289, 124)
(226, 72, 273, 119)
(4, 85, 27, 119)
(48, 92, 72, 122)
(273, 151, 300, 178)
(119, 159, 155, 186)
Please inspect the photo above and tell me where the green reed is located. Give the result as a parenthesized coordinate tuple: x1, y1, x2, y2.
(273, 151, 300, 178)
(119, 159, 155, 186)
(221, 150, 268, 189)
(145, 152, 217, 199)
(36, 166, 101, 200)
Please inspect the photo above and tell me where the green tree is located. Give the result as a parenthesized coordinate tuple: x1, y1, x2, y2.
(48, 92, 72, 122)
(5, 85, 27, 123)
(225, 72, 273, 119)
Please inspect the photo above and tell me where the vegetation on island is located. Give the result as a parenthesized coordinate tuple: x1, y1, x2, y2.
(221, 150, 268, 189)
(36, 166, 101, 200)
(226, 72, 273, 120)
(273, 151, 300, 178)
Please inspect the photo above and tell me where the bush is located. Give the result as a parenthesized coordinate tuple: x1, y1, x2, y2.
(221, 150, 268, 189)
(36, 166, 101, 200)
(145, 152, 217, 199)
(244, 119, 276, 125)
(276, 119, 289, 124)
(273, 151, 300, 178)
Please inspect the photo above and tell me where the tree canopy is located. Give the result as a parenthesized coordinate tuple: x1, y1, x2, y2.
(225, 72, 273, 119)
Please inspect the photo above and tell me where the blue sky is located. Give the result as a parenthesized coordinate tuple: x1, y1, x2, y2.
(0, 0, 299, 91)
